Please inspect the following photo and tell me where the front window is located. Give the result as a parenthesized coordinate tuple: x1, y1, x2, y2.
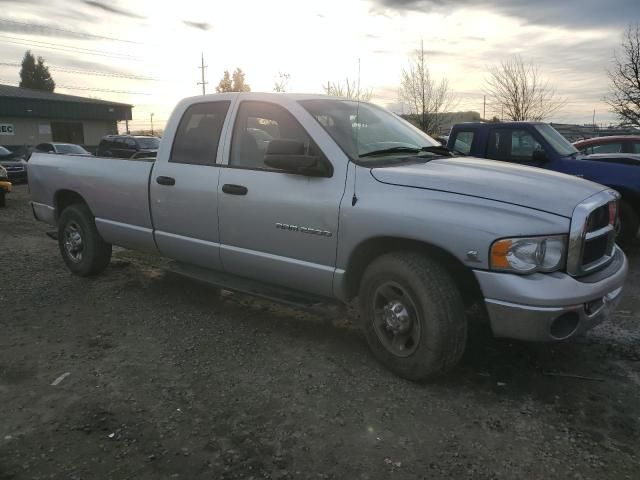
(55, 144, 89, 155)
(299, 99, 439, 164)
(136, 137, 160, 149)
(452, 131, 474, 155)
(591, 143, 623, 154)
(534, 124, 577, 157)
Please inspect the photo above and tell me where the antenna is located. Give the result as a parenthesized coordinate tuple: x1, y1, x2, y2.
(352, 58, 361, 207)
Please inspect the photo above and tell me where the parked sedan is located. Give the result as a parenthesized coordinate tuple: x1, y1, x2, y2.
(33, 143, 92, 156)
(0, 165, 11, 207)
(574, 135, 640, 155)
(0, 146, 28, 184)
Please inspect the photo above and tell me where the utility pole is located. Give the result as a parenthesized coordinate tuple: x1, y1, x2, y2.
(501, 104, 504, 122)
(197, 52, 208, 95)
(421, 39, 426, 132)
(150, 113, 154, 136)
(125, 119, 129, 134)
(483, 95, 486, 120)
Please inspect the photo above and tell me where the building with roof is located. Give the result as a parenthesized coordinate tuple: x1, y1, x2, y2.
(0, 84, 132, 149)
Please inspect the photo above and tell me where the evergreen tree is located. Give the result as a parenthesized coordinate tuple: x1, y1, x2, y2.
(231, 68, 250, 92)
(19, 51, 55, 92)
(216, 70, 233, 93)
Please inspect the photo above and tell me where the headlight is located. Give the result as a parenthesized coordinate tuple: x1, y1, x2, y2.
(490, 235, 566, 274)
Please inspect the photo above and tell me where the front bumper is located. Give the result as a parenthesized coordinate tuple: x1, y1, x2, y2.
(474, 246, 628, 341)
(6, 170, 27, 183)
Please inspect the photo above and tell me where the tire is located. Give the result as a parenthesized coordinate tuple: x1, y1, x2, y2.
(617, 200, 639, 247)
(57, 203, 112, 276)
(0, 192, 5, 207)
(359, 252, 467, 381)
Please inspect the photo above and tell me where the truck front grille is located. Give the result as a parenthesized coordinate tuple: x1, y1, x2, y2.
(567, 190, 619, 277)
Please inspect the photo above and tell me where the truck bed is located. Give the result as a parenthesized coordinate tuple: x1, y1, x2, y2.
(28, 153, 157, 252)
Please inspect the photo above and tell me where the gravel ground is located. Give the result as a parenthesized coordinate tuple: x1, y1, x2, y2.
(1, 184, 639, 479)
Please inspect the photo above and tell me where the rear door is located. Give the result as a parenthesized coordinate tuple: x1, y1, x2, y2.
(217, 100, 346, 297)
(150, 100, 233, 270)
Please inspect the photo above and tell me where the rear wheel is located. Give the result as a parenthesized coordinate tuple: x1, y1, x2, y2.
(618, 200, 639, 247)
(359, 252, 467, 381)
(58, 204, 112, 276)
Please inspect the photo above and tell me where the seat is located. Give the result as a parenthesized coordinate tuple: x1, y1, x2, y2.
(233, 130, 263, 168)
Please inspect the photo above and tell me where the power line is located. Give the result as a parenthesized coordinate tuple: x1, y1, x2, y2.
(0, 34, 141, 60)
(0, 61, 159, 81)
(0, 78, 150, 95)
(0, 18, 144, 44)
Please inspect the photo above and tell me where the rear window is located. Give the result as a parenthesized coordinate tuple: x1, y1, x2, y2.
(170, 101, 230, 166)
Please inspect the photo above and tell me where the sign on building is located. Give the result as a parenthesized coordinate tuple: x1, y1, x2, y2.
(0, 124, 14, 135)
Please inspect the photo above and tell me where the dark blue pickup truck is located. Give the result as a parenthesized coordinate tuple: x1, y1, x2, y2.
(447, 122, 640, 244)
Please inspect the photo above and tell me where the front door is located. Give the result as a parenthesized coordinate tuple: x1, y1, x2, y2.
(150, 100, 232, 270)
(218, 100, 345, 297)
(486, 127, 547, 167)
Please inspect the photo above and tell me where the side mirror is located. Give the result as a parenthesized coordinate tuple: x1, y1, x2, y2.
(264, 139, 331, 177)
(532, 149, 548, 164)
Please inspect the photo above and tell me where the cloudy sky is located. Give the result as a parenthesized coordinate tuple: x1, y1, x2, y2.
(0, 0, 636, 131)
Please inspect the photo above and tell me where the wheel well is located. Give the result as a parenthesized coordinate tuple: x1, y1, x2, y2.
(610, 187, 640, 215)
(54, 190, 87, 220)
(344, 237, 485, 308)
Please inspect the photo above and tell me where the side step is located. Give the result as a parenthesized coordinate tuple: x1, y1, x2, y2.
(166, 261, 334, 309)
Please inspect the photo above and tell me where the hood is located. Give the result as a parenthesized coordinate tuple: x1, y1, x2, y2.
(370, 157, 605, 217)
(578, 153, 640, 165)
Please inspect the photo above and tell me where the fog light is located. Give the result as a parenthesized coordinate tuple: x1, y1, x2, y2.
(550, 312, 580, 340)
(585, 298, 604, 316)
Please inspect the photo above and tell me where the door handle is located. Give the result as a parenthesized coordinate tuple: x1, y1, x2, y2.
(156, 176, 176, 186)
(222, 184, 248, 195)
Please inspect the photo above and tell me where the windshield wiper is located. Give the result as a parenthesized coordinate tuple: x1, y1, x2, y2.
(418, 145, 455, 156)
(359, 146, 422, 158)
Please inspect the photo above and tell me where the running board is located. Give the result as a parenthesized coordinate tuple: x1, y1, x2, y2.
(165, 261, 332, 309)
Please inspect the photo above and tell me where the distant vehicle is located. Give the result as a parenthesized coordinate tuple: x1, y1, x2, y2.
(33, 143, 92, 156)
(574, 135, 640, 155)
(28, 93, 628, 380)
(448, 122, 640, 245)
(97, 135, 160, 159)
(0, 165, 10, 207)
(0, 146, 27, 183)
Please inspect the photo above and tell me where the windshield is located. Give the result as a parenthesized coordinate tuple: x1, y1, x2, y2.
(299, 99, 439, 163)
(55, 144, 89, 155)
(535, 124, 578, 157)
(0, 146, 11, 155)
(136, 137, 160, 149)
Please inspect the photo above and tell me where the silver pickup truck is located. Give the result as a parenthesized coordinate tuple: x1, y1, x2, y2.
(29, 93, 628, 380)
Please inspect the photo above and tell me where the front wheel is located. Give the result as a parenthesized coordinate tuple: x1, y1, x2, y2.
(359, 252, 467, 381)
(58, 204, 112, 276)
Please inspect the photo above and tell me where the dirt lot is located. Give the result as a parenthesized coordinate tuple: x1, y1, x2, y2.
(1, 184, 639, 479)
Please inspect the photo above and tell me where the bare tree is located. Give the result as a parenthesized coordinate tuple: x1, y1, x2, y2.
(323, 78, 372, 101)
(485, 55, 564, 121)
(607, 23, 640, 127)
(273, 71, 290, 93)
(400, 42, 457, 134)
